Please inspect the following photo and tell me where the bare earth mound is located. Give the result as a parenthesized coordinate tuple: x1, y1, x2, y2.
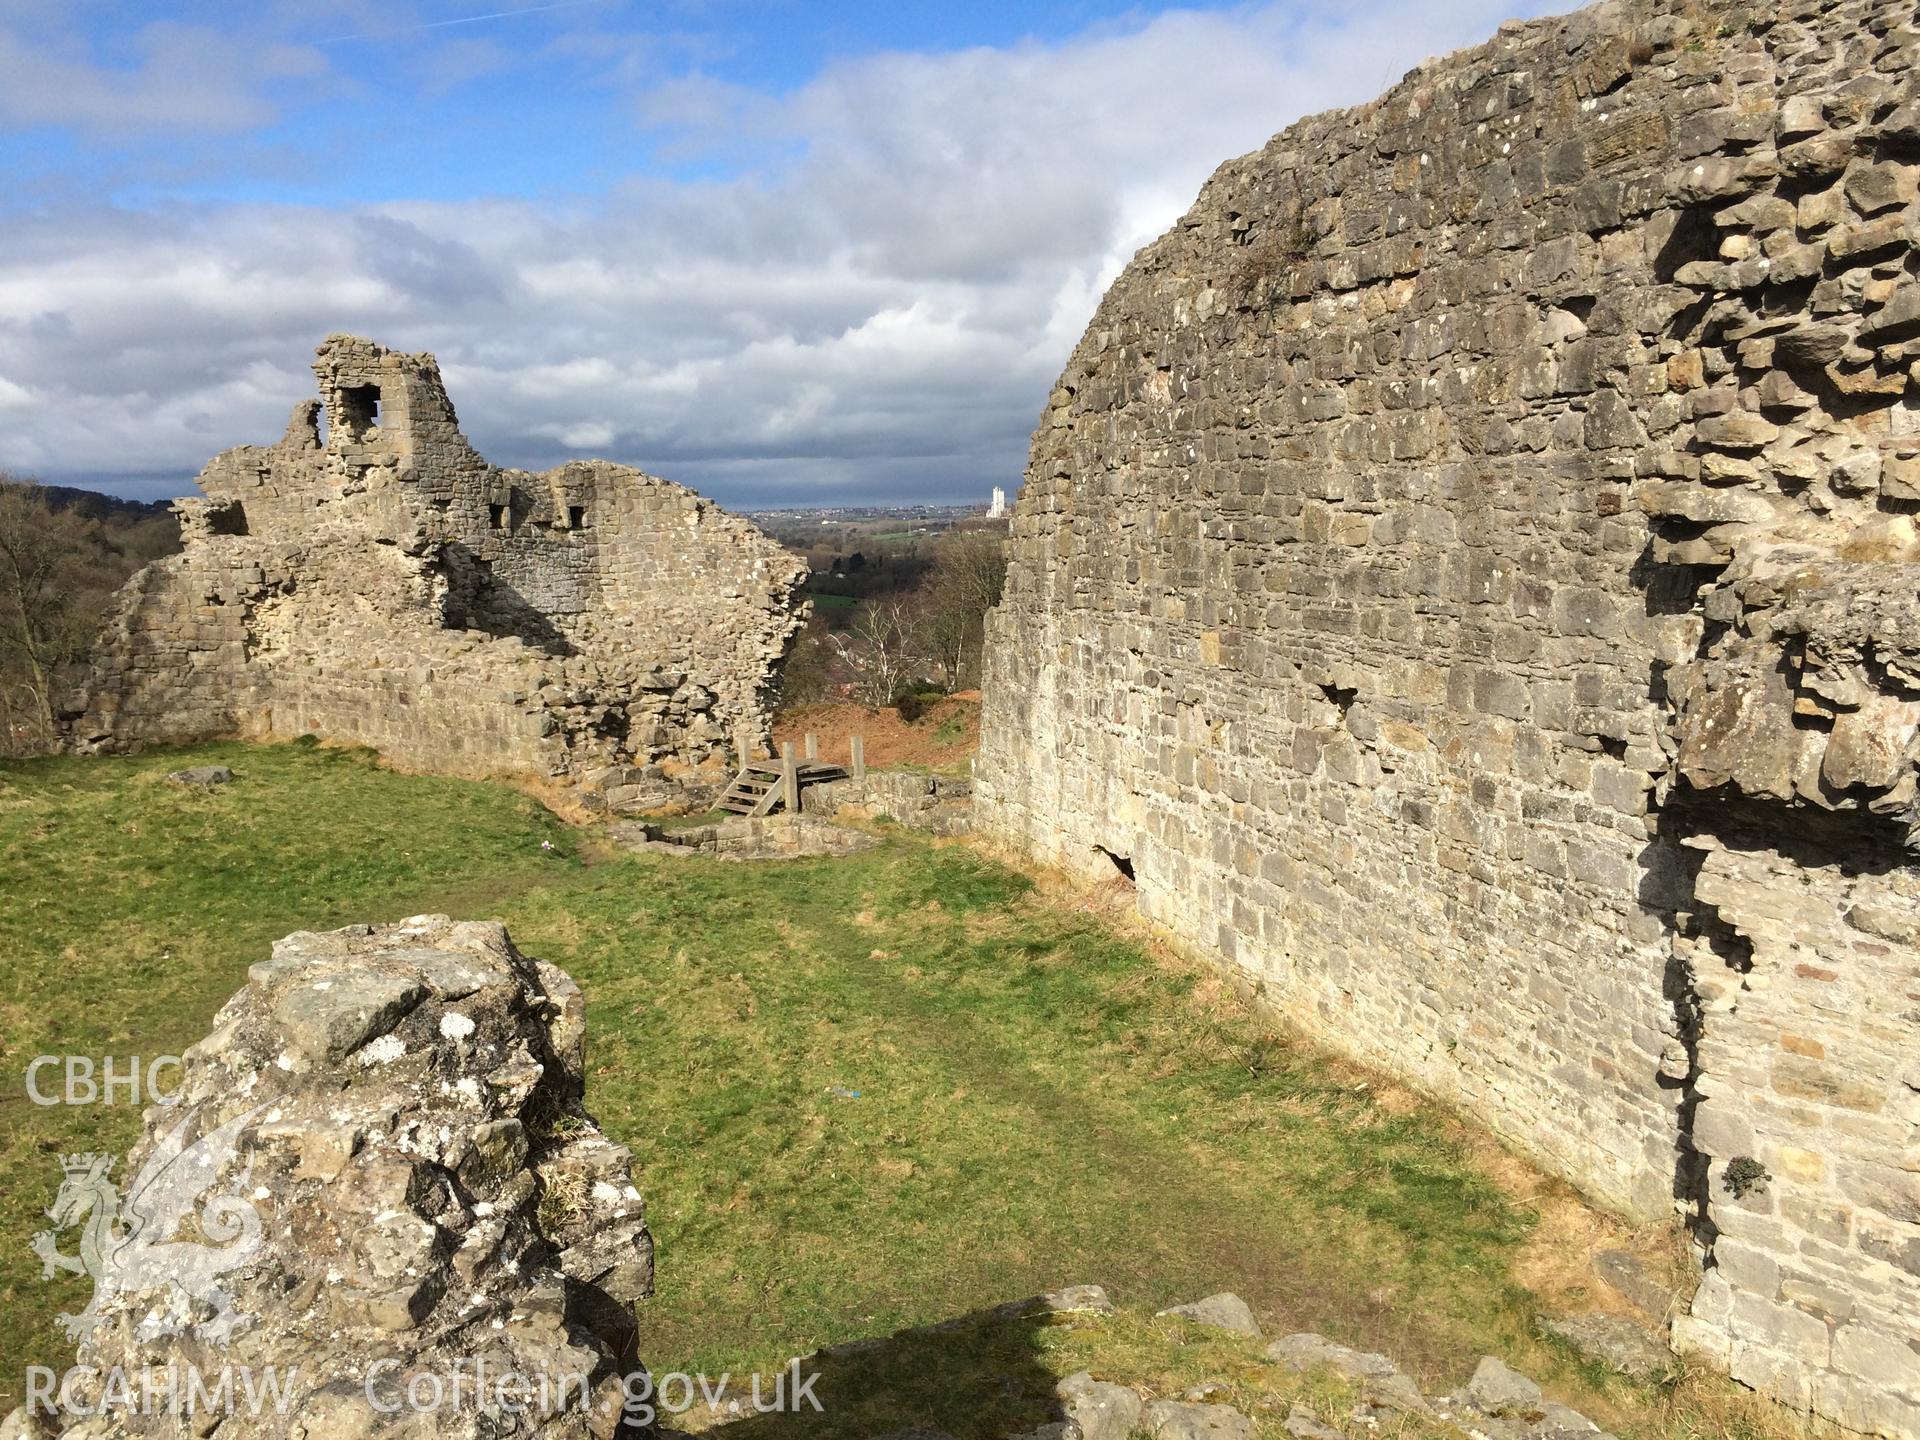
(774, 698, 979, 773)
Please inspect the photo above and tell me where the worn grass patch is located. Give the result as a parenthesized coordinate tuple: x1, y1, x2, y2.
(503, 850, 1530, 1380)
(0, 744, 1802, 1440)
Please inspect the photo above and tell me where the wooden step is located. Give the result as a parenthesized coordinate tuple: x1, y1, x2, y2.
(712, 753, 858, 821)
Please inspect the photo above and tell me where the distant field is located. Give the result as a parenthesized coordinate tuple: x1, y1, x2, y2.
(808, 591, 859, 611)
(0, 744, 1781, 1439)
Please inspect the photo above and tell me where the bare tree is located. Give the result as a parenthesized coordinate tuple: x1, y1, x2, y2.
(915, 528, 1008, 689)
(825, 591, 931, 706)
(0, 475, 157, 754)
(771, 614, 839, 707)
(769, 523, 1006, 724)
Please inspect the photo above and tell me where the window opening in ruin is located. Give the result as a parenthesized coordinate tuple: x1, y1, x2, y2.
(207, 501, 249, 537)
(1094, 845, 1136, 884)
(568, 505, 586, 530)
(338, 385, 380, 440)
(489, 503, 506, 529)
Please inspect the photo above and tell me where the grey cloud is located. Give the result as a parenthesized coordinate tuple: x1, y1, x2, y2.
(350, 215, 512, 311)
(0, 20, 329, 137)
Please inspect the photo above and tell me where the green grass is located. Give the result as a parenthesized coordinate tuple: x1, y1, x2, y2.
(806, 591, 859, 612)
(0, 743, 1790, 1440)
(512, 850, 1530, 1384)
(0, 742, 573, 1389)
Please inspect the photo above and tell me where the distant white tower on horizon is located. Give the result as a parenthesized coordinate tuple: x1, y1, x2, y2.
(987, 486, 1007, 519)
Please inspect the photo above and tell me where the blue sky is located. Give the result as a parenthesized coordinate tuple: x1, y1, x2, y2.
(0, 0, 1557, 508)
(7, 2, 1176, 207)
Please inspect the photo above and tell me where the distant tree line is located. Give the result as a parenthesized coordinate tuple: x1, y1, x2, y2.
(805, 545, 932, 605)
(0, 475, 179, 756)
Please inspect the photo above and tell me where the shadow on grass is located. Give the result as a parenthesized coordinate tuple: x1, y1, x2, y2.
(698, 1299, 1077, 1439)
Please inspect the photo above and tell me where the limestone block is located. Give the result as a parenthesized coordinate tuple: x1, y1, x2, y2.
(1821, 695, 1920, 792)
(1142, 1401, 1254, 1440)
(1057, 1372, 1144, 1440)
(13, 917, 653, 1438)
(1157, 1293, 1262, 1336)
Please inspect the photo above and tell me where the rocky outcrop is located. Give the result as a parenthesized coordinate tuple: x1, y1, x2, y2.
(680, 1281, 1634, 1440)
(9, 916, 653, 1438)
(978, 0, 1920, 1432)
(65, 337, 807, 791)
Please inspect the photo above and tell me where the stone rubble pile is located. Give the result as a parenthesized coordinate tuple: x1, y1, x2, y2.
(6, 917, 655, 1440)
(610, 813, 881, 860)
(871, 1288, 1634, 1440)
(802, 770, 975, 835)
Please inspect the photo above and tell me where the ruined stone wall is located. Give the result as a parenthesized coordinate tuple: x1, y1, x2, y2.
(68, 337, 807, 785)
(978, 2, 1920, 1431)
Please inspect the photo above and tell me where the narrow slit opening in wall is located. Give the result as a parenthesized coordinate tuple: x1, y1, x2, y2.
(568, 505, 586, 530)
(488, 503, 506, 529)
(1094, 845, 1136, 885)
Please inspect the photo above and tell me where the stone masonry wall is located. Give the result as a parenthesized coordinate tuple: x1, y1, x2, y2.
(978, 1, 1920, 1432)
(67, 337, 808, 786)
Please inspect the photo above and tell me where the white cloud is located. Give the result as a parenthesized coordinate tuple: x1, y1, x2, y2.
(0, 19, 328, 137)
(0, 0, 1551, 506)
(556, 420, 617, 448)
